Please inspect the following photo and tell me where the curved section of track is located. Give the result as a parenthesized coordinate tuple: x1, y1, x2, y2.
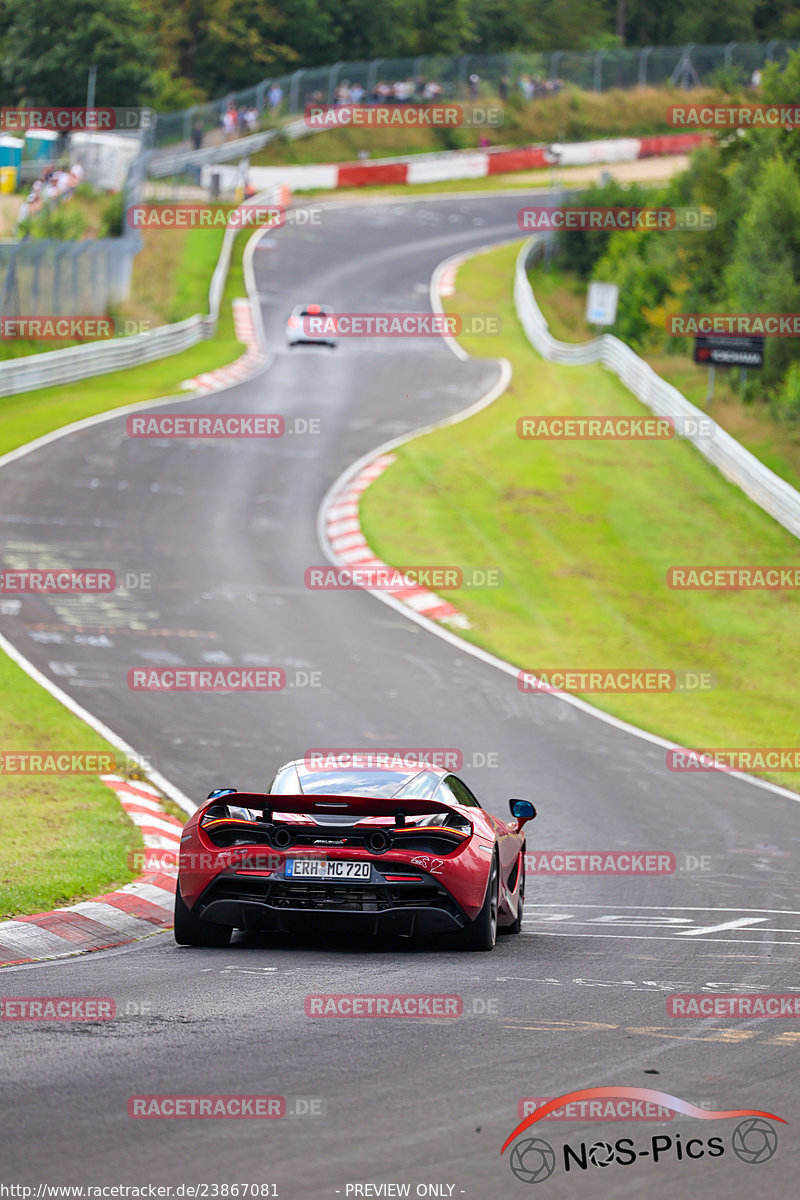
(1, 193, 797, 1198)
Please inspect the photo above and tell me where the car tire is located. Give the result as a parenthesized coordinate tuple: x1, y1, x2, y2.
(173, 886, 232, 947)
(501, 851, 524, 935)
(461, 855, 499, 951)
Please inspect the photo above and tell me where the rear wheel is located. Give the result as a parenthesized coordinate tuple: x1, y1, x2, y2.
(173, 886, 232, 947)
(462, 855, 499, 951)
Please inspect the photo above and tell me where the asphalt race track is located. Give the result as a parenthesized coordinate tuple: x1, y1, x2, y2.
(1, 193, 798, 1197)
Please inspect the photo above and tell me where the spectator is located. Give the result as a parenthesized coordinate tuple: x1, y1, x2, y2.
(191, 120, 204, 151)
(222, 107, 237, 139)
(468, 73, 480, 99)
(18, 161, 84, 226)
(244, 106, 259, 132)
(350, 81, 366, 104)
(519, 74, 534, 100)
(750, 67, 762, 88)
(268, 82, 283, 112)
(499, 76, 510, 102)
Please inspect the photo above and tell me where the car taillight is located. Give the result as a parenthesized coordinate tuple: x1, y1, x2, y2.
(288, 317, 299, 329)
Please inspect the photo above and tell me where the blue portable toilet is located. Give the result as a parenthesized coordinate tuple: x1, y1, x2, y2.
(0, 135, 23, 191)
(23, 129, 60, 163)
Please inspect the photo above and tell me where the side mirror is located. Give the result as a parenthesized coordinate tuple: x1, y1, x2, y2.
(207, 787, 237, 800)
(509, 798, 536, 826)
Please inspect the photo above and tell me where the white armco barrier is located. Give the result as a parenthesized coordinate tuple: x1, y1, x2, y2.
(549, 138, 641, 166)
(406, 153, 490, 184)
(197, 133, 703, 193)
(514, 237, 800, 542)
(201, 162, 338, 192)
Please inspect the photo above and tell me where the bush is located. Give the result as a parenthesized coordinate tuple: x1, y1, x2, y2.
(556, 178, 649, 279)
(770, 361, 800, 428)
(17, 203, 89, 241)
(100, 192, 124, 238)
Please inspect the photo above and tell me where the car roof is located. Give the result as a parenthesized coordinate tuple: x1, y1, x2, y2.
(271, 758, 450, 798)
(290, 303, 334, 316)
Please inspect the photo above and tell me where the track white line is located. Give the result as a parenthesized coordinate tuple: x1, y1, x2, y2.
(0, 208, 279, 818)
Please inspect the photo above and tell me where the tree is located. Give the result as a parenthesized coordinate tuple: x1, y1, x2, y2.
(725, 154, 800, 384)
(144, 0, 295, 97)
(0, 0, 157, 105)
(674, 0, 758, 43)
(556, 178, 649, 278)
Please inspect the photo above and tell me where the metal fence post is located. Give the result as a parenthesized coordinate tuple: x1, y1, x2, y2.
(31, 248, 40, 316)
(53, 245, 62, 315)
(367, 58, 382, 93)
(638, 46, 652, 86)
(724, 42, 736, 69)
(457, 55, 468, 97)
(328, 62, 343, 103)
(550, 51, 564, 81)
(289, 70, 304, 113)
(593, 50, 605, 90)
(71, 243, 80, 312)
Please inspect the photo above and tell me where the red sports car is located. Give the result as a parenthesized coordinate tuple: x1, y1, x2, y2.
(174, 759, 536, 951)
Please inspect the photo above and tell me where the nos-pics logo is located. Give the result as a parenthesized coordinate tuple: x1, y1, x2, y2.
(502, 1088, 784, 1184)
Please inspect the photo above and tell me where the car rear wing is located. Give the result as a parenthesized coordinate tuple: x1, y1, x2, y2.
(202, 791, 468, 826)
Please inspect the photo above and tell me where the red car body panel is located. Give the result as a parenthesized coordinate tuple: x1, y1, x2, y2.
(177, 775, 528, 938)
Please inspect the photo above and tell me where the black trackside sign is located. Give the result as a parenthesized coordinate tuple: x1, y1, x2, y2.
(693, 334, 765, 368)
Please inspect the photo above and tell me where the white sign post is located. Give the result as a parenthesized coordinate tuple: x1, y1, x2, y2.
(585, 281, 619, 326)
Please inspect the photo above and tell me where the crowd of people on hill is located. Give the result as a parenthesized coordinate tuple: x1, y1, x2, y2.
(305, 77, 447, 109)
(517, 74, 565, 99)
(219, 103, 260, 142)
(18, 161, 84, 221)
(197, 68, 570, 150)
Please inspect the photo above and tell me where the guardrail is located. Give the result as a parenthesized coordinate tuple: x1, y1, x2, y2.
(0, 186, 281, 398)
(514, 237, 800, 541)
(148, 119, 309, 179)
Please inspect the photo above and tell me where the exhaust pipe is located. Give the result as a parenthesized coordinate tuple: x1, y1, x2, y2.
(366, 829, 391, 854)
(272, 827, 293, 849)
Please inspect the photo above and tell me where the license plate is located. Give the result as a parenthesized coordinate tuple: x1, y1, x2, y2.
(285, 859, 371, 880)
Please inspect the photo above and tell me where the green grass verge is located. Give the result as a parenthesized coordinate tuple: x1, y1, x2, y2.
(359, 240, 800, 792)
(0, 651, 143, 918)
(0, 228, 253, 917)
(0, 229, 249, 458)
